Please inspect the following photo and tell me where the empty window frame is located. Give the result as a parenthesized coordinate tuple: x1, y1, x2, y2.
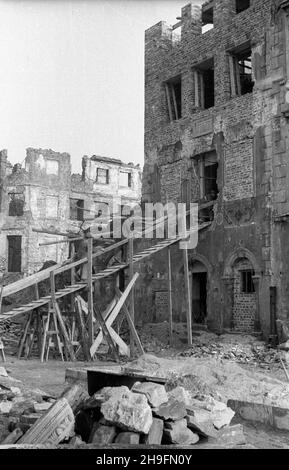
(193, 151, 219, 201)
(70, 198, 84, 221)
(202, 3, 214, 33)
(236, 0, 250, 14)
(229, 44, 254, 97)
(165, 76, 182, 122)
(8, 193, 24, 216)
(119, 171, 132, 188)
(96, 168, 109, 184)
(194, 59, 215, 109)
(240, 269, 255, 293)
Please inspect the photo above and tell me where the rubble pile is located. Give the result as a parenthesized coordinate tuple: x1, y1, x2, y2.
(180, 342, 281, 368)
(0, 367, 245, 448)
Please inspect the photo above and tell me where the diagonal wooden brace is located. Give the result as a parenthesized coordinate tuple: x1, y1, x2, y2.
(90, 273, 139, 358)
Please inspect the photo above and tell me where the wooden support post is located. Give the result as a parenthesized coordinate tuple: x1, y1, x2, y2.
(87, 237, 94, 349)
(93, 305, 119, 362)
(115, 287, 144, 356)
(183, 246, 192, 346)
(75, 298, 90, 361)
(50, 272, 76, 361)
(129, 236, 135, 355)
(70, 243, 76, 285)
(167, 246, 173, 346)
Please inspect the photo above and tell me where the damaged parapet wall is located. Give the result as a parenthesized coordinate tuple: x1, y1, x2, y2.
(141, 0, 289, 339)
(0, 149, 141, 276)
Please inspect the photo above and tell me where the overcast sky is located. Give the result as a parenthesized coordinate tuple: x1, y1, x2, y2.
(0, 0, 200, 172)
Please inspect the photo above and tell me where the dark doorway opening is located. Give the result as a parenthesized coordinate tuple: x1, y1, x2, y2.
(7, 235, 22, 273)
(192, 272, 207, 324)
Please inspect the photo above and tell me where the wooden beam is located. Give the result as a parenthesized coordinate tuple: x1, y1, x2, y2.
(167, 247, 173, 346)
(171, 84, 179, 120)
(32, 228, 74, 237)
(89, 273, 139, 357)
(128, 237, 135, 355)
(93, 305, 119, 361)
(50, 272, 76, 361)
(74, 298, 90, 361)
(39, 237, 82, 246)
(115, 287, 144, 355)
(2, 263, 63, 298)
(183, 246, 192, 346)
(165, 83, 173, 122)
(87, 237, 94, 349)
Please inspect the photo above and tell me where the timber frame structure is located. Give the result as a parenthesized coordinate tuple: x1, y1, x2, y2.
(0, 211, 211, 362)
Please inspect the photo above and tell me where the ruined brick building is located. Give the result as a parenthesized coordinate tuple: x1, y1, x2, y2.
(0, 148, 141, 276)
(141, 0, 289, 339)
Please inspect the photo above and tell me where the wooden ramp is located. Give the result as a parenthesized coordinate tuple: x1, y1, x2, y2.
(0, 232, 204, 322)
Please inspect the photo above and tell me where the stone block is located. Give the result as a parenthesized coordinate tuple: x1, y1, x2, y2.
(153, 397, 187, 421)
(0, 367, 8, 377)
(20, 413, 42, 425)
(89, 424, 117, 444)
(164, 419, 199, 445)
(167, 386, 191, 406)
(19, 398, 75, 445)
(101, 387, 153, 434)
(213, 424, 246, 446)
(186, 412, 218, 438)
(212, 407, 235, 430)
(115, 432, 140, 444)
(34, 402, 53, 413)
(0, 401, 13, 414)
(143, 418, 164, 445)
(131, 381, 168, 408)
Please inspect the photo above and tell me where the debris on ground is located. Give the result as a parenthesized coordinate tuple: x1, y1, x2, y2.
(0, 366, 244, 447)
(123, 353, 289, 409)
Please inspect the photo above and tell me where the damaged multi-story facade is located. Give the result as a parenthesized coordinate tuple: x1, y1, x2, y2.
(142, 0, 289, 339)
(0, 148, 141, 276)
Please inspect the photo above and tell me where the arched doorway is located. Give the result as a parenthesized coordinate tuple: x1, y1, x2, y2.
(232, 257, 257, 332)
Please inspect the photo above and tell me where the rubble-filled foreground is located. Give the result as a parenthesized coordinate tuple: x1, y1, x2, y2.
(0, 366, 245, 448)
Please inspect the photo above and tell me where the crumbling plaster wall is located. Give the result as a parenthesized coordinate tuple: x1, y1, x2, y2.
(0, 149, 142, 276)
(141, 0, 283, 338)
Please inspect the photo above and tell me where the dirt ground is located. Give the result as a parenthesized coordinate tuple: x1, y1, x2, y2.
(2, 327, 289, 449)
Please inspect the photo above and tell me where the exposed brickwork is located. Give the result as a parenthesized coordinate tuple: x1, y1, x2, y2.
(233, 259, 256, 332)
(141, 0, 289, 338)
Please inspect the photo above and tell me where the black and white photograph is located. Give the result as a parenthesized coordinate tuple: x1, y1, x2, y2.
(0, 0, 288, 456)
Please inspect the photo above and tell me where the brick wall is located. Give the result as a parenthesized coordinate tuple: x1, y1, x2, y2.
(233, 259, 256, 332)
